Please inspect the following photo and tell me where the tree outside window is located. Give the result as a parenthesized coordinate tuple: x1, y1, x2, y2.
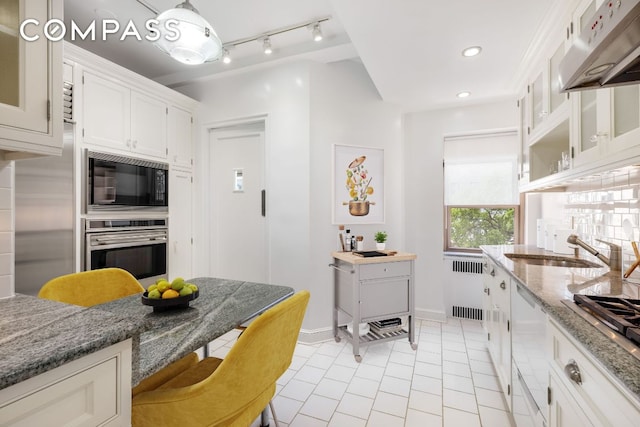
(446, 206, 518, 252)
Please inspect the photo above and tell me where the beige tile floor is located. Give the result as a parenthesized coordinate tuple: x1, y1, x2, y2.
(207, 317, 515, 427)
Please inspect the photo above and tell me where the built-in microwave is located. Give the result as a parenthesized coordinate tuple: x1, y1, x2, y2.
(86, 150, 168, 213)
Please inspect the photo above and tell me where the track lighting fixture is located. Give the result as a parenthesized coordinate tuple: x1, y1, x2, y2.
(137, 0, 331, 66)
(263, 37, 273, 55)
(312, 23, 323, 42)
(222, 48, 231, 64)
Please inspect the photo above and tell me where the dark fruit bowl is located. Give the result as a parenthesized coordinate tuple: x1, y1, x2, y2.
(141, 290, 199, 312)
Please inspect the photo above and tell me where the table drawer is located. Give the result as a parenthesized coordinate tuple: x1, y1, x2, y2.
(360, 278, 409, 319)
(359, 261, 411, 280)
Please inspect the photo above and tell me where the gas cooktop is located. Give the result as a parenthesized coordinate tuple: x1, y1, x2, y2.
(574, 295, 640, 344)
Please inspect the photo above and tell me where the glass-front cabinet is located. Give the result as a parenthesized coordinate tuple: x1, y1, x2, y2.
(0, 0, 62, 157)
(570, 0, 611, 167)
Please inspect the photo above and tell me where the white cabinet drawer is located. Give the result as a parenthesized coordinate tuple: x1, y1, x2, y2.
(359, 261, 411, 280)
(0, 357, 118, 427)
(548, 320, 640, 427)
(360, 278, 409, 319)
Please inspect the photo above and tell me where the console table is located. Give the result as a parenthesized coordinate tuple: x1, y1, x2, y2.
(330, 251, 417, 362)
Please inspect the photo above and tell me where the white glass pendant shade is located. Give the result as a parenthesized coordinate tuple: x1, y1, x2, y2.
(155, 5, 222, 65)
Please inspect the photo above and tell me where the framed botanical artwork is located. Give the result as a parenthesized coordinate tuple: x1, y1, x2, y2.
(333, 144, 385, 224)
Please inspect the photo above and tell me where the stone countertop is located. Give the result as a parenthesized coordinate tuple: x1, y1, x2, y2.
(481, 244, 640, 400)
(332, 250, 416, 265)
(0, 278, 293, 391)
(93, 277, 294, 386)
(0, 294, 144, 391)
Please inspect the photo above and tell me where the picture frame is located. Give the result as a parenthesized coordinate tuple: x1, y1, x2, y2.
(333, 144, 385, 224)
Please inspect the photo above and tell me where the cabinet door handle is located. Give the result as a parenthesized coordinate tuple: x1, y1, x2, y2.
(564, 359, 583, 385)
(500, 281, 506, 290)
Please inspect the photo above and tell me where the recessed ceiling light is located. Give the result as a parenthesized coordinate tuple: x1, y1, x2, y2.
(462, 46, 482, 57)
(457, 91, 471, 98)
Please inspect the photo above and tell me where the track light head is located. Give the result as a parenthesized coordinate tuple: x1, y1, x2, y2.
(263, 37, 272, 55)
(222, 48, 231, 64)
(312, 23, 323, 42)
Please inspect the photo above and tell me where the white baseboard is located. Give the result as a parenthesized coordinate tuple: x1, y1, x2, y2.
(416, 308, 446, 323)
(298, 327, 335, 344)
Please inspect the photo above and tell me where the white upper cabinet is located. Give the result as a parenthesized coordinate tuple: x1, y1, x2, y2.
(82, 71, 168, 160)
(131, 91, 168, 159)
(168, 105, 193, 169)
(570, 0, 611, 167)
(520, 0, 640, 190)
(0, 0, 63, 158)
(82, 72, 130, 152)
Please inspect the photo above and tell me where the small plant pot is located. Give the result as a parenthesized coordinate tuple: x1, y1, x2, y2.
(376, 242, 386, 250)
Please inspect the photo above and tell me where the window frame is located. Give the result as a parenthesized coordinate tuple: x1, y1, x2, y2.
(444, 204, 521, 253)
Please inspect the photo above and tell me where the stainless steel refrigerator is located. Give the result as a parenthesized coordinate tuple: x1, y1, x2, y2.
(14, 123, 75, 295)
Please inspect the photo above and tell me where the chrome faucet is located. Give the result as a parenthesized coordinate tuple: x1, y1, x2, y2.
(567, 234, 621, 271)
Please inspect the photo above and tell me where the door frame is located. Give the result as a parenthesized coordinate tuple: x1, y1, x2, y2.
(200, 114, 270, 281)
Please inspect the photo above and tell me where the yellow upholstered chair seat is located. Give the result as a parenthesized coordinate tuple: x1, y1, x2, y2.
(131, 290, 310, 427)
(38, 268, 145, 307)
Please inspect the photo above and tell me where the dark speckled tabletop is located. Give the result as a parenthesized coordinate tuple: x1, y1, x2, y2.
(482, 245, 640, 402)
(0, 277, 294, 391)
(92, 277, 294, 386)
(0, 294, 144, 390)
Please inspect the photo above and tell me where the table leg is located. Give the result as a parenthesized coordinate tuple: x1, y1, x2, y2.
(408, 314, 418, 350)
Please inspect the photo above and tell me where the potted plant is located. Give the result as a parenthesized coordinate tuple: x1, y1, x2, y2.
(374, 231, 387, 250)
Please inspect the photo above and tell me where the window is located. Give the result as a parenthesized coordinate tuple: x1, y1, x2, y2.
(446, 206, 519, 252)
(444, 129, 520, 252)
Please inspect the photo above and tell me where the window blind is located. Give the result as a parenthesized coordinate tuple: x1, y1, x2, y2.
(444, 129, 519, 206)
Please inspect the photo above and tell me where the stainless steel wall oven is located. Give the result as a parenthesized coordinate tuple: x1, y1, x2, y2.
(84, 218, 168, 286)
(86, 150, 168, 213)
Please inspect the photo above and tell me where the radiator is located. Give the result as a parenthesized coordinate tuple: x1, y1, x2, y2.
(443, 255, 484, 320)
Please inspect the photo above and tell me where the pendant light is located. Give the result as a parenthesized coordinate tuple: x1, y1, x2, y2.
(154, 0, 222, 65)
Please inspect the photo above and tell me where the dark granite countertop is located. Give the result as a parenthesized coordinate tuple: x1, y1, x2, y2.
(0, 294, 144, 390)
(0, 277, 294, 392)
(89, 277, 294, 386)
(482, 245, 640, 401)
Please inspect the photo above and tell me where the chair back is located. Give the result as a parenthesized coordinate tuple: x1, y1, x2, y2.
(38, 268, 145, 307)
(132, 290, 310, 426)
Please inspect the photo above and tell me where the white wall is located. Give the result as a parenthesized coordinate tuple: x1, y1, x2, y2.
(177, 59, 403, 339)
(308, 60, 403, 338)
(403, 100, 518, 320)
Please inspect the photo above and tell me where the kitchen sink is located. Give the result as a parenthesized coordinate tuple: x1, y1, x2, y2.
(504, 253, 603, 268)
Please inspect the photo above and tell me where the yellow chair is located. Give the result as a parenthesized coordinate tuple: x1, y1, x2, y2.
(131, 290, 310, 427)
(38, 268, 145, 307)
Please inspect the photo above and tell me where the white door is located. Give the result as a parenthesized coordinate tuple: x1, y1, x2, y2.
(209, 123, 267, 283)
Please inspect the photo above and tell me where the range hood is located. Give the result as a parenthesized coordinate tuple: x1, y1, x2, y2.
(559, 0, 640, 92)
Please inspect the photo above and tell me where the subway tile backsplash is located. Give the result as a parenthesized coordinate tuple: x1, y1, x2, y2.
(561, 167, 640, 281)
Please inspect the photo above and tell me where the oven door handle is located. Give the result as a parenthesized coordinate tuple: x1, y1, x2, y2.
(94, 235, 167, 243)
(89, 237, 167, 250)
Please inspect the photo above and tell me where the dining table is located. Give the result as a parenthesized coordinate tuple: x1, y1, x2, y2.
(92, 277, 295, 386)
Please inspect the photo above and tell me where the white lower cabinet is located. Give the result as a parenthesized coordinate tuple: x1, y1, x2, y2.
(548, 369, 595, 427)
(0, 340, 132, 427)
(483, 257, 512, 410)
(548, 319, 640, 427)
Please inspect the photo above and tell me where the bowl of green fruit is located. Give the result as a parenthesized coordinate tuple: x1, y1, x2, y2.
(141, 277, 199, 312)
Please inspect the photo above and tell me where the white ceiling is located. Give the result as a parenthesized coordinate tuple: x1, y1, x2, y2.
(63, 0, 555, 112)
